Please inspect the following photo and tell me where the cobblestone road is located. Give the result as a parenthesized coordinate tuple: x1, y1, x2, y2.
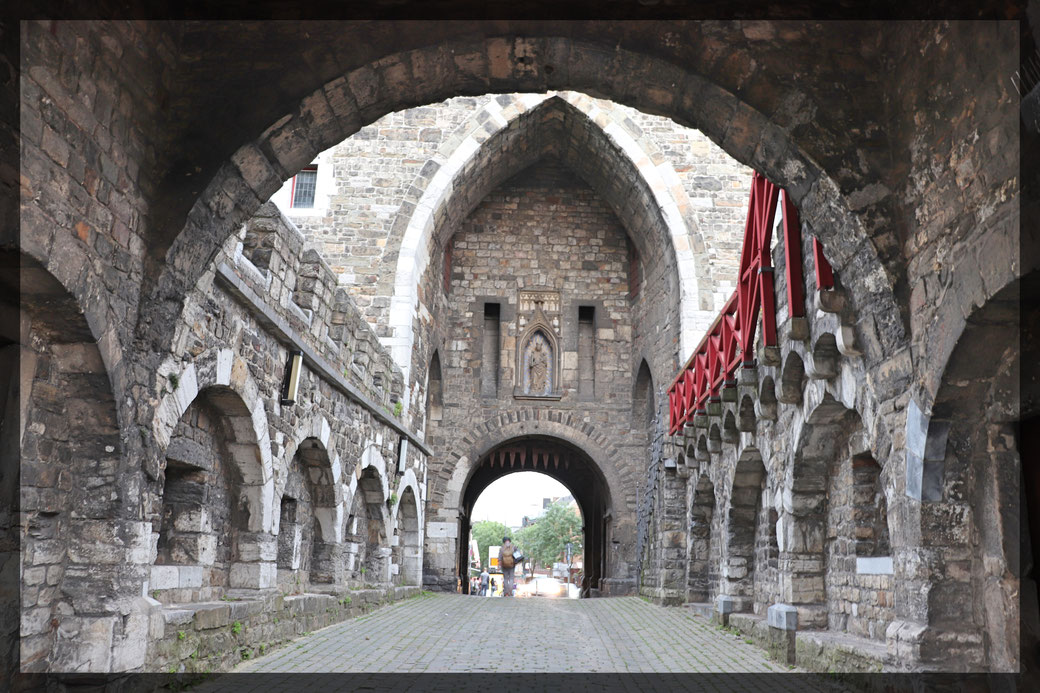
(188, 593, 844, 691)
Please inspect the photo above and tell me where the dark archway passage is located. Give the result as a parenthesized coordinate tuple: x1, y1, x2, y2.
(458, 437, 612, 597)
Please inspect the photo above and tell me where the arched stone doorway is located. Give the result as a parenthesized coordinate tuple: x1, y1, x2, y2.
(3, 251, 133, 673)
(456, 436, 612, 597)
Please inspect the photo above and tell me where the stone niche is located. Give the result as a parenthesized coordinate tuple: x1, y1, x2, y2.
(514, 290, 562, 400)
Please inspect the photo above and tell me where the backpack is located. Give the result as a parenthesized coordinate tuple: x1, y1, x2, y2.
(501, 548, 515, 569)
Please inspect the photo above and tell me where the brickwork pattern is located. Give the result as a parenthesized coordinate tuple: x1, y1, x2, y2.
(283, 92, 751, 335)
(13, 20, 1022, 677)
(229, 593, 809, 675)
(418, 161, 649, 592)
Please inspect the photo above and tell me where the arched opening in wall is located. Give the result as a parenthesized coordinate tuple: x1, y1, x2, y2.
(395, 487, 422, 587)
(779, 351, 805, 405)
(696, 434, 710, 464)
(924, 277, 1025, 671)
(633, 359, 654, 444)
(143, 32, 905, 404)
(723, 410, 738, 444)
(738, 394, 756, 432)
(789, 394, 860, 632)
(724, 450, 765, 613)
(426, 350, 443, 427)
(282, 438, 339, 589)
(344, 466, 389, 586)
(809, 332, 839, 380)
(458, 438, 611, 598)
(155, 385, 267, 602)
(467, 470, 583, 598)
(708, 423, 722, 454)
(758, 376, 778, 420)
(688, 474, 716, 603)
(4, 251, 123, 673)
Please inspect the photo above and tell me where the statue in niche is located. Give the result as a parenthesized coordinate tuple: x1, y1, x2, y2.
(523, 331, 553, 396)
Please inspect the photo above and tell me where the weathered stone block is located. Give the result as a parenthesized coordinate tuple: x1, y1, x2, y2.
(193, 604, 230, 631)
(767, 602, 799, 630)
(150, 565, 178, 590)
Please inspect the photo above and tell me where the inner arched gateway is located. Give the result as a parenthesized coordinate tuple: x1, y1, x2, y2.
(460, 438, 611, 596)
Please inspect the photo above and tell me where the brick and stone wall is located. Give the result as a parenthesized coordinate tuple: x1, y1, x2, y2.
(12, 19, 1023, 679)
(15, 194, 430, 674)
(281, 92, 751, 340)
(415, 159, 654, 593)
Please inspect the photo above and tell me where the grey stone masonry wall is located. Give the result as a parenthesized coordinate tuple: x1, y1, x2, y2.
(151, 586, 420, 676)
(612, 102, 753, 307)
(14, 20, 1021, 679)
(283, 92, 751, 334)
(655, 215, 966, 671)
(17, 194, 430, 673)
(417, 160, 651, 593)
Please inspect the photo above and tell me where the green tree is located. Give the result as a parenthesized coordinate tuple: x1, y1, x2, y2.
(470, 520, 510, 572)
(514, 500, 582, 569)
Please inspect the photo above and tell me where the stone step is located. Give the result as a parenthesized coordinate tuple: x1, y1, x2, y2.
(683, 601, 713, 619)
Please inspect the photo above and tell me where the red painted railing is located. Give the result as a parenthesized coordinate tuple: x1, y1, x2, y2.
(667, 172, 806, 435)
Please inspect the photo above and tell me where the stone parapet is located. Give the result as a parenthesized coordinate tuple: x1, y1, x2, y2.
(236, 202, 404, 408)
(149, 586, 423, 676)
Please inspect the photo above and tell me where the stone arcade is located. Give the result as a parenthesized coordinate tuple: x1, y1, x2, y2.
(4, 18, 1029, 682)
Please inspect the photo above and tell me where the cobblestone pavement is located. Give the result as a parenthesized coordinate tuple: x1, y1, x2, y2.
(188, 594, 845, 690)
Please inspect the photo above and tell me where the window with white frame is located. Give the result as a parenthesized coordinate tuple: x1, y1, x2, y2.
(291, 166, 318, 208)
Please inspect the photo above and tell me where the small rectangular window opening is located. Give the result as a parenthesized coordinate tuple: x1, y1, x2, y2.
(481, 302, 501, 397)
(291, 166, 318, 208)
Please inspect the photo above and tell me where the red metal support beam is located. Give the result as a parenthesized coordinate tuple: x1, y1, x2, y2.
(813, 238, 834, 290)
(781, 190, 805, 318)
(667, 171, 811, 435)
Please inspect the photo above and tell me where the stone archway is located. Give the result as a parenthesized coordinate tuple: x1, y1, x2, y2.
(396, 486, 422, 587)
(155, 384, 275, 596)
(722, 448, 766, 613)
(688, 473, 718, 603)
(456, 437, 610, 597)
(5, 252, 135, 673)
(424, 411, 633, 596)
(384, 93, 718, 390)
(137, 33, 909, 470)
(896, 278, 1024, 672)
(780, 392, 861, 630)
(344, 465, 391, 586)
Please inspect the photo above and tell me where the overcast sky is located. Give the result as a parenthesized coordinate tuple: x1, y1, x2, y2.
(470, 472, 573, 529)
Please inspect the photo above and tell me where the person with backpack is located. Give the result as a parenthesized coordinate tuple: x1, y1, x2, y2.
(498, 536, 516, 597)
(479, 567, 490, 596)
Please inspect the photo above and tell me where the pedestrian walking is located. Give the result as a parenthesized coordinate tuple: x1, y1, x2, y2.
(498, 536, 516, 597)
(479, 567, 489, 596)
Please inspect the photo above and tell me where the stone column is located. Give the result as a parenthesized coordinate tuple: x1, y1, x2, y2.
(230, 531, 278, 590)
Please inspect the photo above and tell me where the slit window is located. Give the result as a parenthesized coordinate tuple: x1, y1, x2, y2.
(481, 303, 501, 397)
(578, 306, 595, 398)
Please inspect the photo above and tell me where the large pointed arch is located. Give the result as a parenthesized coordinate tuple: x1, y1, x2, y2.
(386, 94, 714, 392)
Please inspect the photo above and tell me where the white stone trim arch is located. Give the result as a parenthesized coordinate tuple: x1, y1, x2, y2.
(153, 346, 276, 533)
(393, 468, 425, 586)
(277, 413, 343, 543)
(386, 91, 710, 400)
(392, 468, 424, 529)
